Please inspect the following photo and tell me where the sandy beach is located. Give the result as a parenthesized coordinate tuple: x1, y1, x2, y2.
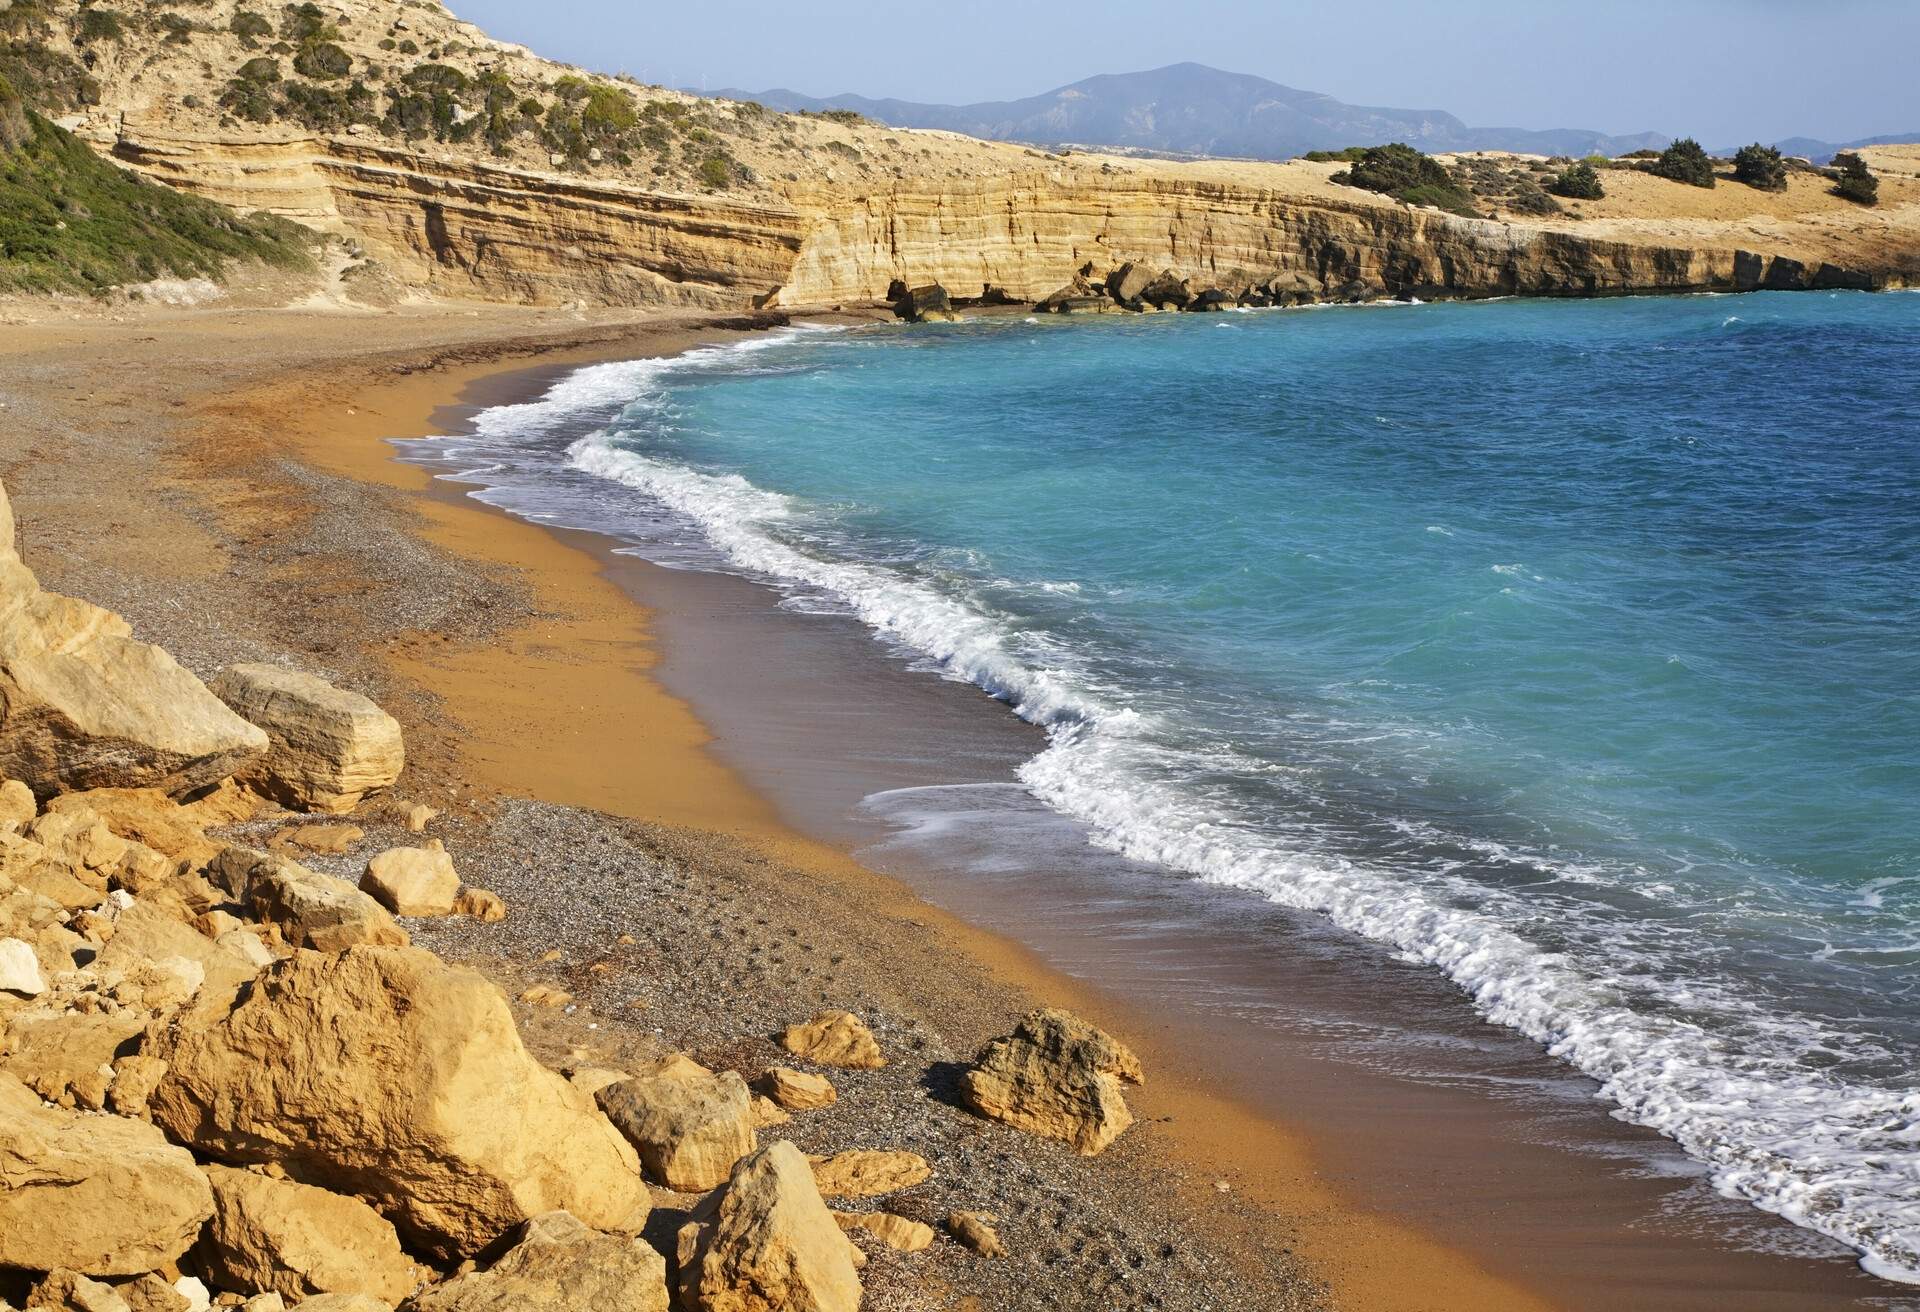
(0, 299, 1902, 1310)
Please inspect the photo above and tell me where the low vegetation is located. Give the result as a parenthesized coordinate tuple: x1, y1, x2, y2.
(1830, 151, 1879, 205)
(1328, 142, 1479, 217)
(0, 96, 313, 294)
(1549, 160, 1606, 200)
(1649, 137, 1716, 188)
(1732, 143, 1787, 192)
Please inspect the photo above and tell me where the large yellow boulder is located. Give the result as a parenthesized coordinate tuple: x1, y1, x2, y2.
(958, 1008, 1144, 1155)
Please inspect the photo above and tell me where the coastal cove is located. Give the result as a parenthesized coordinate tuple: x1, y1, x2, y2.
(374, 297, 1914, 1307)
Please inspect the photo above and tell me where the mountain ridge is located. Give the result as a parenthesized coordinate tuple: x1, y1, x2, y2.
(707, 62, 1910, 164)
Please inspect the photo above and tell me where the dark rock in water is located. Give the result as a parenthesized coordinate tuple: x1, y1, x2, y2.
(1186, 288, 1233, 312)
(1264, 272, 1321, 306)
(894, 283, 956, 322)
(1732, 250, 1765, 292)
(1107, 262, 1152, 304)
(1810, 263, 1878, 291)
(885, 278, 908, 303)
(1052, 295, 1118, 314)
(1035, 275, 1096, 313)
(1332, 278, 1374, 302)
(1762, 257, 1808, 291)
(1140, 271, 1192, 308)
(977, 283, 1023, 305)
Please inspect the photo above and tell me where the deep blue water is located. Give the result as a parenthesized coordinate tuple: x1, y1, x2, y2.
(411, 291, 1920, 1279)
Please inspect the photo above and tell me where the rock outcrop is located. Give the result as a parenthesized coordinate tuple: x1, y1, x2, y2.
(0, 481, 268, 799)
(150, 946, 649, 1260)
(674, 1141, 862, 1312)
(198, 1165, 419, 1304)
(594, 1054, 756, 1193)
(211, 664, 405, 814)
(0, 1072, 215, 1277)
(958, 1008, 1144, 1155)
(779, 1010, 885, 1069)
(405, 1210, 669, 1312)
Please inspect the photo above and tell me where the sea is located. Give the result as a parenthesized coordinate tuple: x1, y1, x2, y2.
(402, 290, 1920, 1281)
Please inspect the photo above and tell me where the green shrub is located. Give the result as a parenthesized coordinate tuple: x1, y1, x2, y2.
(280, 77, 372, 129)
(235, 56, 281, 83)
(1830, 151, 1878, 205)
(697, 153, 732, 188)
(581, 85, 636, 137)
(278, 2, 334, 42)
(0, 108, 313, 292)
(0, 71, 28, 152)
(1651, 137, 1715, 188)
(292, 40, 350, 80)
(1302, 146, 1368, 163)
(219, 74, 277, 123)
(75, 7, 125, 43)
(1549, 160, 1605, 200)
(396, 38, 417, 55)
(157, 13, 195, 44)
(1328, 142, 1479, 216)
(1505, 180, 1562, 215)
(230, 10, 272, 44)
(1732, 143, 1787, 191)
(404, 63, 469, 93)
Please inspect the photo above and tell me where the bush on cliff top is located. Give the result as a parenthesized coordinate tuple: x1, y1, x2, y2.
(1830, 152, 1879, 206)
(1549, 160, 1605, 200)
(1732, 143, 1788, 192)
(1650, 137, 1716, 188)
(1329, 143, 1479, 217)
(0, 109, 314, 293)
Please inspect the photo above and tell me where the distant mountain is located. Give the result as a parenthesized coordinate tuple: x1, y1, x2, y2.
(707, 63, 1671, 161)
(1739, 133, 1920, 165)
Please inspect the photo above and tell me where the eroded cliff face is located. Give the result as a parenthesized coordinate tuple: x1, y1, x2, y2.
(101, 123, 1911, 311)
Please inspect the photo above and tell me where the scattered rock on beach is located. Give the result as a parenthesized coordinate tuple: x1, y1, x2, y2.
(834, 1210, 934, 1254)
(0, 482, 270, 799)
(959, 1007, 1144, 1155)
(947, 1211, 1007, 1258)
(452, 886, 506, 922)
(407, 1209, 668, 1312)
(211, 663, 405, 814)
(0, 1072, 215, 1277)
(25, 1269, 135, 1312)
(361, 842, 460, 916)
(779, 1009, 885, 1069)
(675, 1141, 862, 1312)
(808, 1149, 931, 1199)
(759, 1065, 836, 1110)
(150, 945, 649, 1261)
(198, 1165, 418, 1304)
(595, 1053, 757, 1192)
(235, 848, 411, 952)
(272, 823, 365, 855)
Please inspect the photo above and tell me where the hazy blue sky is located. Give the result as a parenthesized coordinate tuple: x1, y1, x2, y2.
(448, 0, 1918, 144)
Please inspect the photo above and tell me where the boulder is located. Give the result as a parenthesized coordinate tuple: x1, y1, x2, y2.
(892, 283, 956, 323)
(271, 823, 364, 855)
(0, 776, 34, 828)
(0, 934, 46, 995)
(405, 1210, 668, 1312)
(778, 1010, 884, 1069)
(452, 887, 506, 922)
(1139, 271, 1192, 308)
(43, 789, 219, 869)
(1186, 287, 1234, 312)
(0, 1009, 146, 1109)
(234, 849, 410, 952)
(947, 1211, 1006, 1258)
(749, 1094, 790, 1128)
(25, 1271, 132, 1312)
(117, 1275, 191, 1312)
(0, 1071, 214, 1276)
(674, 1141, 861, 1312)
(758, 1066, 835, 1111)
(834, 1211, 933, 1253)
(0, 482, 268, 798)
(198, 1165, 418, 1304)
(360, 843, 459, 917)
(150, 946, 648, 1261)
(595, 1054, 756, 1192)
(808, 1149, 930, 1199)
(1106, 261, 1152, 303)
(91, 902, 261, 1014)
(958, 1007, 1143, 1155)
(211, 665, 405, 814)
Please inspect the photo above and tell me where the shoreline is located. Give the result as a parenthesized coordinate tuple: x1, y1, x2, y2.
(0, 301, 1898, 1309)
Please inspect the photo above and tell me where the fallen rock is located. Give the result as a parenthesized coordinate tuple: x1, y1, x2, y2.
(150, 946, 647, 1261)
(595, 1054, 756, 1192)
(778, 1010, 884, 1069)
(108, 1052, 169, 1118)
(405, 803, 438, 833)
(834, 1210, 934, 1253)
(91, 902, 261, 1014)
(361, 843, 458, 917)
(0, 1071, 214, 1276)
(0, 776, 34, 828)
(0, 933, 46, 994)
(238, 849, 410, 952)
(199, 1165, 418, 1304)
(406, 1209, 668, 1312)
(0, 1009, 145, 1109)
(808, 1149, 931, 1199)
(0, 482, 269, 799)
(25, 1271, 132, 1312)
(518, 983, 571, 1008)
(271, 823, 364, 855)
(947, 1211, 1007, 1258)
(451, 887, 506, 922)
(749, 1094, 790, 1128)
(892, 282, 956, 323)
(211, 664, 405, 814)
(958, 1007, 1143, 1155)
(564, 1066, 629, 1097)
(43, 789, 218, 868)
(758, 1066, 836, 1111)
(1107, 261, 1153, 303)
(675, 1141, 861, 1312)
(117, 1274, 190, 1312)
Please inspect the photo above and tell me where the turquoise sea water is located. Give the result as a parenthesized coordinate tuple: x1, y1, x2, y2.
(411, 292, 1920, 1279)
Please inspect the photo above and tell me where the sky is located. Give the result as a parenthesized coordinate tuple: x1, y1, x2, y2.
(446, 0, 1919, 146)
